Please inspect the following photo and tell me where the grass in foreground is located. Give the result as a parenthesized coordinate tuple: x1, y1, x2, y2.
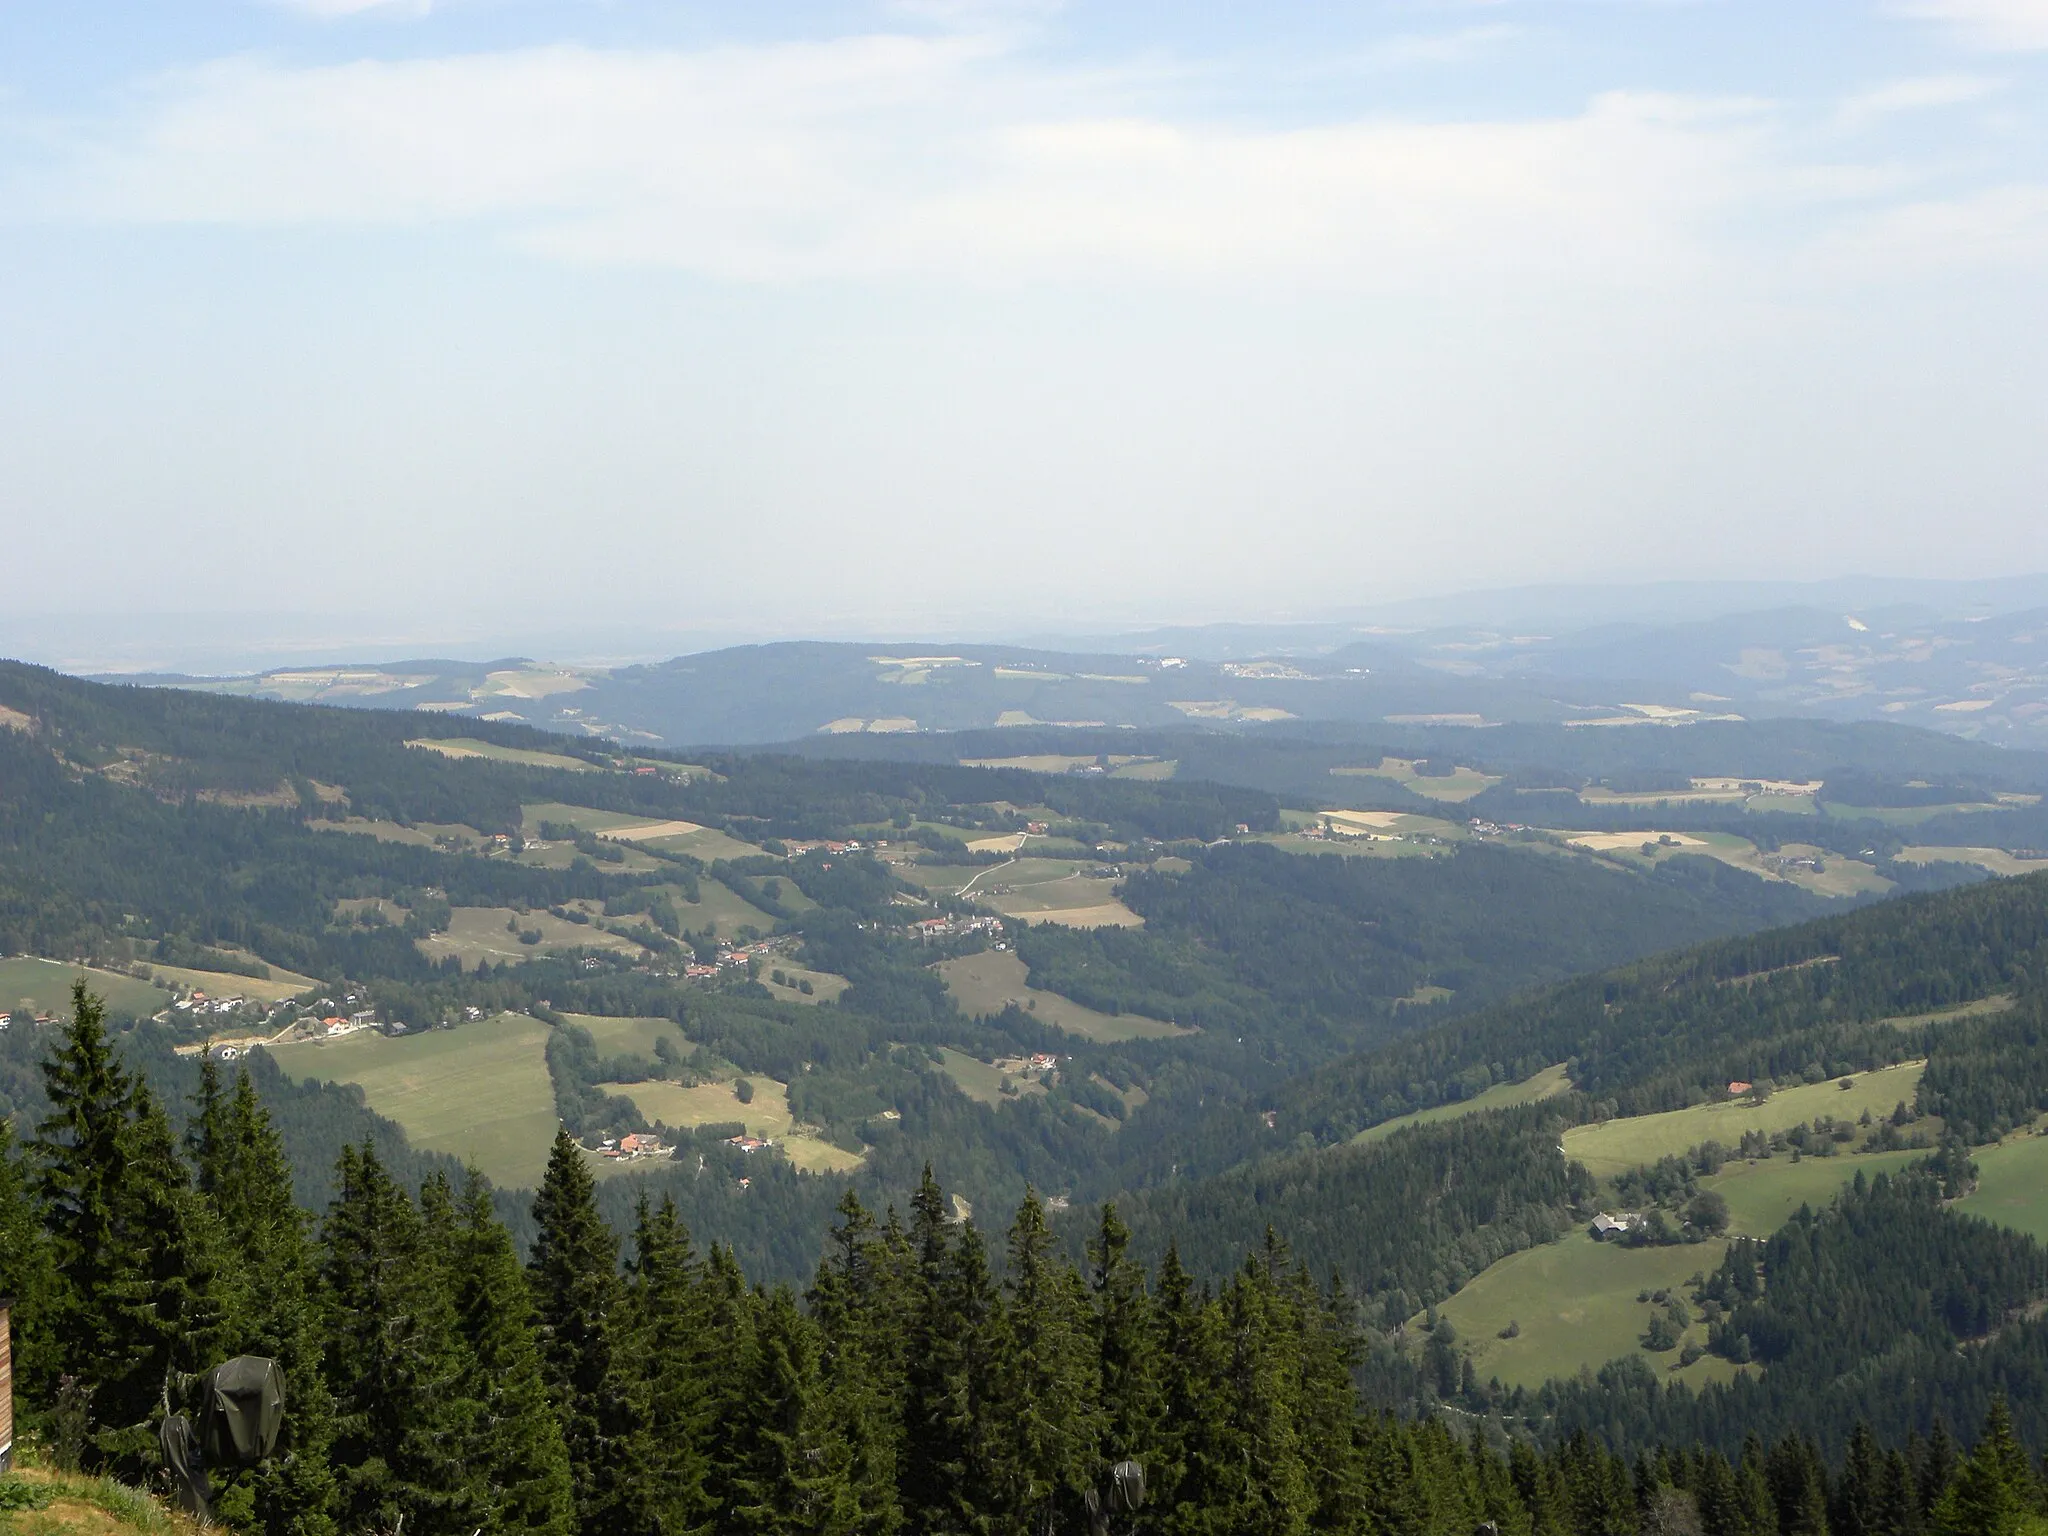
(0, 1459, 199, 1536)
(271, 1012, 558, 1187)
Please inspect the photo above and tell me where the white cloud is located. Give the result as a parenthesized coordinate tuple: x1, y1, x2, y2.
(1836, 72, 2004, 127)
(35, 38, 1799, 292)
(1898, 0, 2048, 50)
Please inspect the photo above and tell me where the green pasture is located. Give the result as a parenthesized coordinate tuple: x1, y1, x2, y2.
(411, 738, 599, 772)
(522, 802, 659, 834)
(1562, 1062, 1925, 1178)
(679, 879, 783, 940)
(935, 1048, 1048, 1107)
(937, 950, 1190, 1042)
(1429, 1229, 1737, 1391)
(761, 966, 850, 1005)
(147, 962, 319, 1004)
(604, 1076, 864, 1174)
(0, 956, 170, 1019)
(561, 1013, 687, 1058)
(417, 905, 645, 971)
(1353, 1064, 1571, 1145)
(1959, 1133, 2048, 1243)
(272, 1013, 558, 1188)
(312, 818, 486, 851)
(639, 826, 766, 862)
(1331, 758, 1501, 803)
(1880, 993, 2015, 1030)
(1898, 847, 2048, 878)
(1821, 801, 2004, 826)
(1702, 1146, 1927, 1237)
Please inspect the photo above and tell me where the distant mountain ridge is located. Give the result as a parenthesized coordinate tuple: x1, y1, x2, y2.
(121, 598, 2048, 748)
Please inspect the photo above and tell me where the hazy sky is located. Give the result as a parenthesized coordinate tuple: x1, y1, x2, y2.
(3, 1, 2046, 648)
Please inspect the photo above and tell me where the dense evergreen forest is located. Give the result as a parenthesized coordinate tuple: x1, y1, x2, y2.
(5, 988, 2048, 1536)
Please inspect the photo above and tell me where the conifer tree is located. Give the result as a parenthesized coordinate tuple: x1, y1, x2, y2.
(989, 1191, 1102, 1533)
(1936, 1402, 2041, 1536)
(808, 1190, 905, 1536)
(1090, 1203, 1162, 1471)
(36, 985, 225, 1472)
(528, 1127, 626, 1533)
(620, 1194, 715, 1536)
(195, 1067, 336, 1536)
(0, 1115, 56, 1401)
(729, 1286, 858, 1536)
(442, 1170, 576, 1536)
(320, 1142, 471, 1536)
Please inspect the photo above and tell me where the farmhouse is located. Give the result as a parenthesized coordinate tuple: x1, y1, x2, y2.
(1591, 1212, 1644, 1240)
(1728, 1080, 1754, 1096)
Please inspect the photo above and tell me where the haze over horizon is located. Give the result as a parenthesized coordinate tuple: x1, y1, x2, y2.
(4, 1, 2047, 643)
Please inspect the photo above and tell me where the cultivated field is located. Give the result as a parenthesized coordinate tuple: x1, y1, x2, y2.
(1330, 758, 1501, 803)
(417, 906, 646, 970)
(312, 818, 486, 850)
(1352, 1064, 1571, 1145)
(0, 956, 168, 1018)
(1562, 1062, 1926, 1178)
(271, 1012, 558, 1187)
(410, 738, 598, 772)
(1959, 1132, 2048, 1242)
(936, 950, 1190, 1042)
(1568, 831, 1708, 853)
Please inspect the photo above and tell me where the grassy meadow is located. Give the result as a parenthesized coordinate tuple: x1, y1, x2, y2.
(936, 1047, 1048, 1107)
(417, 905, 647, 970)
(1958, 1132, 2048, 1243)
(602, 1076, 864, 1174)
(1562, 1062, 1926, 1178)
(1428, 1229, 1738, 1391)
(410, 738, 598, 772)
(271, 1012, 558, 1188)
(0, 956, 169, 1018)
(936, 950, 1190, 1042)
(1353, 1064, 1570, 1145)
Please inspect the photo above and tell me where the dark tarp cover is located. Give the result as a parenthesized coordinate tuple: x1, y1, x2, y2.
(200, 1357, 286, 1469)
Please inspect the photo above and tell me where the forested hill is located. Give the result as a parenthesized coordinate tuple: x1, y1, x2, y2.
(1278, 868, 2048, 1145)
(0, 656, 1872, 1270)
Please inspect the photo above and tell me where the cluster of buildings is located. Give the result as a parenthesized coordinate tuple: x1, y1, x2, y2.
(0, 1009, 55, 1031)
(167, 990, 258, 1018)
(1466, 818, 1527, 837)
(595, 1132, 670, 1161)
(724, 1133, 773, 1153)
(908, 913, 1006, 943)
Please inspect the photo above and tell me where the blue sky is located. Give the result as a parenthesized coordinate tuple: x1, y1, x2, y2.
(2, 1, 2045, 652)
